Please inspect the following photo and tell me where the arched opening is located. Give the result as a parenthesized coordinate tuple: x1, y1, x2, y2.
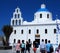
(36, 29, 39, 34)
(35, 34, 40, 44)
(12, 20, 14, 25)
(16, 20, 17, 25)
(45, 39, 47, 44)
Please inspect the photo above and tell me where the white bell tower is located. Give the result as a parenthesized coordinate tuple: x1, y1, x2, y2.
(11, 7, 23, 26)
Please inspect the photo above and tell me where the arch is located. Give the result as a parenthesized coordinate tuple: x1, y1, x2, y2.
(12, 20, 14, 25)
(29, 29, 31, 34)
(47, 14, 49, 18)
(17, 9, 18, 13)
(21, 29, 23, 34)
(16, 20, 17, 25)
(45, 29, 47, 34)
(36, 29, 39, 34)
(14, 30, 16, 34)
(54, 29, 56, 34)
(40, 14, 42, 18)
(18, 14, 20, 18)
(15, 14, 17, 18)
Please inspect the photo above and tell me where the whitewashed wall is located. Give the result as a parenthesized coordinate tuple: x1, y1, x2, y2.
(9, 24, 60, 46)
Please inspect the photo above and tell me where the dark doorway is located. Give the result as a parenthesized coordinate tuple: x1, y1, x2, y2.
(35, 39, 40, 45)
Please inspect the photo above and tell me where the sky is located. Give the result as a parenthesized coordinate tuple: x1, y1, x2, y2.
(0, 0, 60, 35)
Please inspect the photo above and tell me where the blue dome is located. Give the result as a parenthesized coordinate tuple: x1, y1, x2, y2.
(37, 8, 49, 12)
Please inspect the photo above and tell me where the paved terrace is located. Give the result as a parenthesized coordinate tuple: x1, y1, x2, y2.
(0, 48, 55, 53)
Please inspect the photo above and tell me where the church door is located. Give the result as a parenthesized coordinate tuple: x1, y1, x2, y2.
(35, 34, 40, 44)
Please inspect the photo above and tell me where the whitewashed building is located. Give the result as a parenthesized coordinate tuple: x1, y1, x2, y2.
(9, 4, 60, 46)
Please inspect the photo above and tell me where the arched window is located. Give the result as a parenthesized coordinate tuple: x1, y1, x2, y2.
(47, 14, 49, 18)
(17, 9, 18, 13)
(12, 20, 14, 25)
(54, 29, 56, 34)
(21, 30, 23, 34)
(18, 14, 20, 18)
(40, 14, 42, 18)
(45, 39, 47, 44)
(16, 20, 17, 25)
(15, 14, 17, 18)
(14, 30, 16, 34)
(45, 29, 47, 34)
(36, 29, 39, 34)
(29, 29, 31, 34)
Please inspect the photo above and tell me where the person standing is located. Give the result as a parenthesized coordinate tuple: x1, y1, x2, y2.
(58, 44, 60, 53)
(40, 39, 46, 53)
(16, 40, 21, 53)
(28, 39, 32, 48)
(12, 39, 16, 52)
(21, 40, 25, 53)
(33, 41, 37, 53)
(26, 41, 30, 53)
(56, 44, 60, 53)
(46, 40, 51, 53)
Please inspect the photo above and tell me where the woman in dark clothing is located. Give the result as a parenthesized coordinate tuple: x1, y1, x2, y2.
(26, 41, 30, 53)
(33, 41, 37, 53)
(21, 40, 25, 53)
(28, 39, 32, 48)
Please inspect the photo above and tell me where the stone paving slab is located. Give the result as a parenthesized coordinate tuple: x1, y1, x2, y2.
(0, 48, 55, 53)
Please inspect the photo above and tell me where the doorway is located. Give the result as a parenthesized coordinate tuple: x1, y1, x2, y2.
(35, 39, 40, 44)
(35, 34, 40, 44)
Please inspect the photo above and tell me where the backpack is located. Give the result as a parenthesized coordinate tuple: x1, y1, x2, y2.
(50, 45, 54, 52)
(21, 43, 25, 48)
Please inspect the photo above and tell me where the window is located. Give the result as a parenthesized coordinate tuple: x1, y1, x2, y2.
(45, 29, 47, 34)
(18, 14, 20, 18)
(14, 39, 16, 43)
(17, 9, 18, 13)
(15, 14, 17, 18)
(54, 29, 56, 34)
(21, 30, 23, 34)
(40, 14, 42, 18)
(45, 39, 47, 44)
(29, 29, 31, 34)
(12, 20, 14, 25)
(16, 20, 17, 25)
(36, 29, 39, 34)
(47, 14, 49, 18)
(14, 30, 16, 34)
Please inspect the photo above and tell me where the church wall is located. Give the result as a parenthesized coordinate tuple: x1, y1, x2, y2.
(9, 24, 60, 46)
(35, 12, 52, 22)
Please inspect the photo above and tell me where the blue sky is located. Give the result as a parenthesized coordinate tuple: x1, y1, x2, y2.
(0, 0, 60, 35)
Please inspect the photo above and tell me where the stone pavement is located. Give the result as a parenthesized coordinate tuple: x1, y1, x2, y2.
(0, 48, 40, 53)
(0, 48, 55, 53)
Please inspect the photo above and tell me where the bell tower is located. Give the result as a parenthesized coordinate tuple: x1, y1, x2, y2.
(11, 7, 23, 26)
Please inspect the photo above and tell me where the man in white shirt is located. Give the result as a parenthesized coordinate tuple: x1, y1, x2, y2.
(40, 39, 46, 53)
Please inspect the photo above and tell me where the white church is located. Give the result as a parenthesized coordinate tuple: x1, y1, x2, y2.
(9, 4, 60, 46)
